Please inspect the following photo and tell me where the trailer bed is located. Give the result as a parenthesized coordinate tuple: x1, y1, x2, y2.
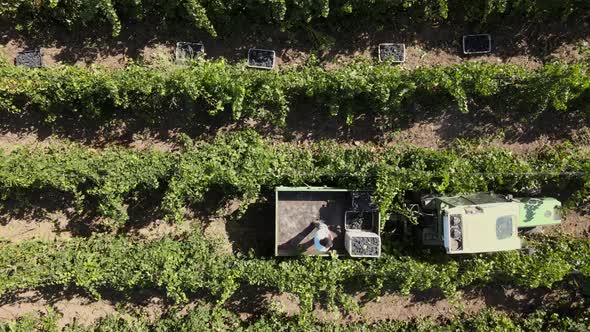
(275, 190, 350, 256)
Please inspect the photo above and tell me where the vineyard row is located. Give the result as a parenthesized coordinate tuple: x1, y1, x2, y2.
(2, 306, 589, 331)
(1, 58, 589, 127)
(1, 227, 589, 312)
(2, 1, 588, 37)
(0, 131, 589, 230)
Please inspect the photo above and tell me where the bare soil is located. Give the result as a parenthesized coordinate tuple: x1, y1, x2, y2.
(262, 285, 583, 323)
(0, 217, 71, 243)
(0, 105, 588, 154)
(0, 291, 118, 328)
(548, 211, 590, 238)
(1, 17, 589, 69)
(0, 290, 170, 328)
(0, 211, 195, 243)
(129, 218, 194, 241)
(1, 284, 584, 327)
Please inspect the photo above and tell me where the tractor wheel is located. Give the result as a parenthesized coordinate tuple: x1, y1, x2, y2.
(521, 226, 543, 235)
(420, 194, 439, 210)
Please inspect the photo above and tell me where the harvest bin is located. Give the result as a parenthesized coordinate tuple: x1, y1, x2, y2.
(462, 34, 491, 54)
(175, 42, 204, 62)
(15, 49, 42, 68)
(248, 48, 275, 69)
(344, 211, 376, 231)
(274, 187, 381, 257)
(378, 43, 405, 63)
(345, 230, 381, 257)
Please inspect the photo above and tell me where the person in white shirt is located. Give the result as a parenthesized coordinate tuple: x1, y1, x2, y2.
(313, 220, 333, 252)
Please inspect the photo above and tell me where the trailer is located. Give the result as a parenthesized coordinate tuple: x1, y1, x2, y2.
(274, 187, 381, 257)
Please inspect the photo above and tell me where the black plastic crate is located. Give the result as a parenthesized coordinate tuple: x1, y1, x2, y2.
(462, 34, 491, 54)
(345, 211, 375, 231)
(175, 42, 205, 62)
(352, 192, 377, 211)
(15, 49, 42, 68)
(247, 48, 275, 69)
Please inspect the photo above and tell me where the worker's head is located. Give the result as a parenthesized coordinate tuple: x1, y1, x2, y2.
(319, 237, 333, 249)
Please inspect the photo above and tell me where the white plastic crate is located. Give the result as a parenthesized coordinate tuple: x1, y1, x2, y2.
(378, 43, 406, 63)
(344, 230, 381, 258)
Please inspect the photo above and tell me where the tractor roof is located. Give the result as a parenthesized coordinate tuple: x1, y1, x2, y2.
(443, 202, 522, 254)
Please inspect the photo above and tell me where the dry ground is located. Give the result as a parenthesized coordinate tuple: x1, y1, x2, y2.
(0, 108, 589, 154)
(0, 284, 584, 328)
(1, 18, 589, 69)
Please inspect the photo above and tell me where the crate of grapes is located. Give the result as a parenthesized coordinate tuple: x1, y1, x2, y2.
(344, 230, 381, 258)
(175, 42, 205, 62)
(15, 49, 43, 68)
(248, 48, 275, 70)
(378, 43, 405, 63)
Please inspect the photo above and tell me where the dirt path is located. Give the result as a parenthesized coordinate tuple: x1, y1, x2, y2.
(0, 291, 119, 328)
(0, 290, 166, 328)
(0, 104, 589, 152)
(550, 211, 590, 238)
(1, 18, 588, 69)
(1, 33, 587, 69)
(0, 284, 584, 327)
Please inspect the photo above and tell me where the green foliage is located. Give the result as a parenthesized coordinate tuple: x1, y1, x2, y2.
(0, 309, 61, 332)
(0, 231, 589, 316)
(0, 131, 588, 229)
(1, 1, 588, 37)
(0, 144, 173, 230)
(1, 60, 589, 127)
(2, 306, 590, 331)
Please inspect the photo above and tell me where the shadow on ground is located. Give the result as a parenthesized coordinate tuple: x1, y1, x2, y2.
(225, 197, 275, 257)
(223, 283, 280, 319)
(1, 101, 589, 150)
(0, 185, 170, 236)
(1, 13, 589, 66)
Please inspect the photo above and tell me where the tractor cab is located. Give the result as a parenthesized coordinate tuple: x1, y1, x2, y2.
(415, 193, 561, 254)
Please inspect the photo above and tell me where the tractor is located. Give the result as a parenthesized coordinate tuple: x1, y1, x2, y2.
(273, 187, 561, 257)
(401, 192, 562, 254)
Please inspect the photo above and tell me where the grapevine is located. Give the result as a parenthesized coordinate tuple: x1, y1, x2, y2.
(0, 131, 588, 230)
(1, 1, 588, 37)
(0, 60, 588, 127)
